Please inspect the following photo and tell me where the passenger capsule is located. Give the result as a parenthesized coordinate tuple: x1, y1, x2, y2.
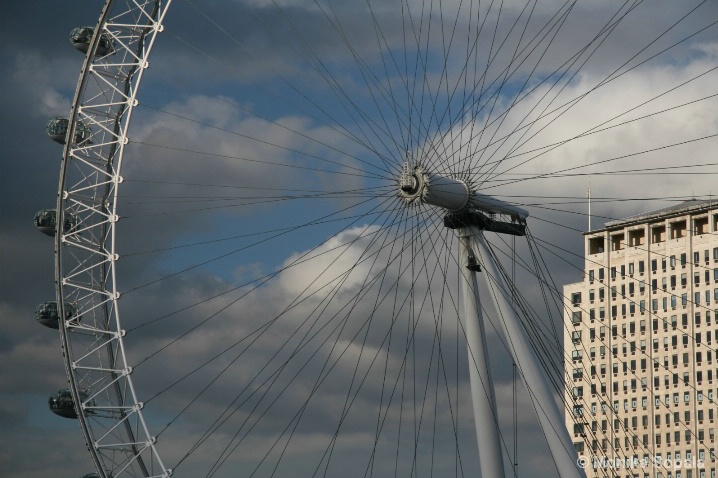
(34, 209, 78, 236)
(48, 389, 92, 419)
(69, 27, 114, 56)
(45, 118, 92, 145)
(35, 301, 78, 329)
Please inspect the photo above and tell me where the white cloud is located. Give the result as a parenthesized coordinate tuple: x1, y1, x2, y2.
(3, 1, 718, 477)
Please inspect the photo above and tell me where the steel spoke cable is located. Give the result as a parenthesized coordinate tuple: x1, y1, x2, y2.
(410, 213, 474, 478)
(125, 201, 414, 336)
(121, 205, 403, 258)
(470, 216, 718, 474)
(402, 210, 527, 469)
(437, 0, 553, 177)
(353, 199, 413, 478)
(442, 0, 706, 180)
(486, 233, 571, 386)
(119, 191, 395, 218)
(200, 208, 456, 474)
(481, 61, 718, 185)
(482, 88, 718, 169)
(296, 0, 413, 168)
(524, 235, 718, 461)
(167, 201, 422, 470)
(443, 0, 538, 177)
(474, 239, 575, 476)
(168, 28, 390, 170)
(130, 195, 405, 366)
(74, 1, 718, 473)
(527, 232, 718, 361)
(118, 186, 396, 204)
(489, 0, 716, 168)
(321, 210, 456, 477)
(122, 193, 391, 294)
(473, 0, 635, 183)
(243, 0, 407, 171)
(480, 4, 718, 184)
(118, 185, 395, 204)
(480, 131, 718, 193)
(179, 0, 398, 169)
(133, 104, 394, 178)
(314, 0, 416, 167)
(461, 89, 718, 175)
(474, 0, 636, 181)
(455, 232, 595, 459)
(412, 0, 479, 177)
(482, 154, 718, 183)
(258, 200, 415, 478)
(202, 197, 408, 477)
(427, 0, 576, 174)
(363, 0, 413, 159)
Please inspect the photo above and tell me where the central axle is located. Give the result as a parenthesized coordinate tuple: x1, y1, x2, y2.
(398, 163, 529, 221)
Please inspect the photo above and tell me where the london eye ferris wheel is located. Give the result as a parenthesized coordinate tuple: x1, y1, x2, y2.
(34, 1, 718, 477)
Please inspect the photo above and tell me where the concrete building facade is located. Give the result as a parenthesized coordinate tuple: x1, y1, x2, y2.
(564, 200, 718, 478)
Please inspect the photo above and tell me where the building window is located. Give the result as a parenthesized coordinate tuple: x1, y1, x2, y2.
(572, 292, 581, 306)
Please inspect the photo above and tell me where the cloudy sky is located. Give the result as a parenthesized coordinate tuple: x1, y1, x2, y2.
(1, 1, 717, 477)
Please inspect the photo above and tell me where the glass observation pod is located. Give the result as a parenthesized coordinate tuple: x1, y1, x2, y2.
(48, 389, 93, 419)
(34, 209, 78, 237)
(45, 117, 92, 145)
(69, 26, 114, 56)
(35, 301, 78, 329)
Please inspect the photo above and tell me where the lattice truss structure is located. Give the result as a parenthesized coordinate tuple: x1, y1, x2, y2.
(55, 1, 173, 477)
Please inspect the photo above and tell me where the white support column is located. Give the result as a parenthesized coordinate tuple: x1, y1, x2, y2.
(473, 230, 586, 478)
(459, 230, 506, 478)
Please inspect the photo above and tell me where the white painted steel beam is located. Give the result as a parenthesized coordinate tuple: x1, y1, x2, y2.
(459, 230, 506, 478)
(472, 230, 586, 478)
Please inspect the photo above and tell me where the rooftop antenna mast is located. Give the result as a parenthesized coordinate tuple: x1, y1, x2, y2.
(586, 178, 592, 232)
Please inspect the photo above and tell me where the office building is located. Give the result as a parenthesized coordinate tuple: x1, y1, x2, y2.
(564, 199, 718, 478)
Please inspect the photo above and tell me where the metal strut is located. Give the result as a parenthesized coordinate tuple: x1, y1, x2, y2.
(397, 164, 583, 477)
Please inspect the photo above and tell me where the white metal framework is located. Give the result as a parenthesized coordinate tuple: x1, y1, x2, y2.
(406, 168, 586, 478)
(56, 1, 172, 477)
(46, 2, 718, 477)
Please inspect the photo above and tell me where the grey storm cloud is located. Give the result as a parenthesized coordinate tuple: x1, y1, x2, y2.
(1, 1, 717, 477)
